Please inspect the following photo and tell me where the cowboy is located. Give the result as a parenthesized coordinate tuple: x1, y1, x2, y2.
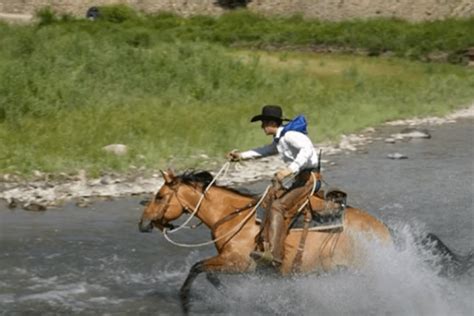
(227, 105, 319, 266)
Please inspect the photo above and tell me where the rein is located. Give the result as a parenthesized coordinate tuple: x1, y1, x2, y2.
(163, 185, 271, 248)
(160, 165, 319, 248)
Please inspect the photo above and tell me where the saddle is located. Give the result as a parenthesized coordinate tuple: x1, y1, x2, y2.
(289, 188, 347, 231)
(255, 188, 347, 231)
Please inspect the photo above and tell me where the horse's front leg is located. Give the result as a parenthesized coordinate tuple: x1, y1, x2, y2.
(205, 272, 222, 290)
(180, 260, 205, 314)
(180, 254, 252, 314)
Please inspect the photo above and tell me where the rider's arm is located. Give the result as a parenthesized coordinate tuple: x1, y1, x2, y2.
(284, 131, 316, 173)
(240, 143, 278, 160)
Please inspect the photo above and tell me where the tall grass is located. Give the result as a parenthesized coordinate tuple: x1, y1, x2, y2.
(0, 10, 473, 176)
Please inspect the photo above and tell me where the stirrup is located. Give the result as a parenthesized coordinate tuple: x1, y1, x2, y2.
(250, 250, 282, 267)
(250, 250, 273, 264)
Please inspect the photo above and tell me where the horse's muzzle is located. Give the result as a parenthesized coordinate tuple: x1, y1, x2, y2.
(138, 220, 153, 233)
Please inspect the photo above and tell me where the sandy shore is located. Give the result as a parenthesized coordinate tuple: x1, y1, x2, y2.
(1, 104, 473, 210)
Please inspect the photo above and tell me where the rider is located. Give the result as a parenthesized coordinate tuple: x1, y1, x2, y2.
(227, 105, 319, 266)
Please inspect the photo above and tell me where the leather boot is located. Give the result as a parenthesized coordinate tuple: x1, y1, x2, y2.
(251, 210, 286, 266)
(268, 210, 286, 264)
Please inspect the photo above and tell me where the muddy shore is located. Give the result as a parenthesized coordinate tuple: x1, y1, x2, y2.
(1, 104, 473, 210)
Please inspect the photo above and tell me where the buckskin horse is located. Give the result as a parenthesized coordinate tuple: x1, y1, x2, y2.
(139, 168, 398, 311)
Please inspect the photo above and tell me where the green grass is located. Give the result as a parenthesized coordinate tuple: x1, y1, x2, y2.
(0, 10, 473, 177)
(25, 6, 474, 63)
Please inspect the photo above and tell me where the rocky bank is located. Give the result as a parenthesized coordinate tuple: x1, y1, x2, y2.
(1, 104, 473, 211)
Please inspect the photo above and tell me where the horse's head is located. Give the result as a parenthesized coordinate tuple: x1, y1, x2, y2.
(139, 169, 186, 233)
(138, 169, 213, 233)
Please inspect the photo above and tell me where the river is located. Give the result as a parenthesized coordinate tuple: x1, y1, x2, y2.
(1, 119, 473, 315)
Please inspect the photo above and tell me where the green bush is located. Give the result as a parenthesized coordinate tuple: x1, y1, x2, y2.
(97, 4, 141, 23)
(36, 7, 58, 26)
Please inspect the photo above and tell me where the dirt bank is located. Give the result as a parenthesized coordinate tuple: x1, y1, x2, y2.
(0, 0, 472, 22)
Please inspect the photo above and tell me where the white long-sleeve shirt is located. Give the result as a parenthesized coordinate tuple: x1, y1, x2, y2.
(240, 127, 319, 173)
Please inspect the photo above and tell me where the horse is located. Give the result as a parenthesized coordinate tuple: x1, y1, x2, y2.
(139, 168, 394, 312)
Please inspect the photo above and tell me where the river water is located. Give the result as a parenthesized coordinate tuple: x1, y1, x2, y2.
(1, 119, 473, 315)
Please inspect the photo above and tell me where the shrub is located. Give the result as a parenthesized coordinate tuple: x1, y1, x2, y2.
(97, 4, 141, 23)
(36, 7, 58, 26)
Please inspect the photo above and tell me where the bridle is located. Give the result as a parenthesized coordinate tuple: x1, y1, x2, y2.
(148, 162, 232, 234)
(147, 162, 273, 248)
(155, 182, 203, 231)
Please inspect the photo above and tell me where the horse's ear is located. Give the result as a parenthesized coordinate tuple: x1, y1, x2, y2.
(160, 170, 174, 184)
(167, 167, 176, 177)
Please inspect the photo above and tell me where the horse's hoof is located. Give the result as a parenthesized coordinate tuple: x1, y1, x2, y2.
(250, 251, 281, 268)
(250, 250, 272, 262)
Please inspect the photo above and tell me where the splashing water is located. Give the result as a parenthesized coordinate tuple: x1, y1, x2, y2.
(186, 223, 474, 315)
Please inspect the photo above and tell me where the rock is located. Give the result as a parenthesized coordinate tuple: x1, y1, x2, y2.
(23, 202, 47, 212)
(76, 198, 90, 208)
(103, 144, 128, 156)
(426, 51, 449, 63)
(400, 128, 431, 139)
(8, 198, 20, 209)
(33, 170, 44, 178)
(100, 175, 112, 185)
(393, 134, 405, 141)
(391, 128, 431, 140)
(363, 127, 375, 133)
(339, 139, 357, 151)
(75, 169, 87, 183)
(384, 138, 396, 144)
(2, 174, 19, 182)
(387, 153, 408, 160)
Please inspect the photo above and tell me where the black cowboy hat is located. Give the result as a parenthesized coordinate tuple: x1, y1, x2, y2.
(250, 105, 289, 122)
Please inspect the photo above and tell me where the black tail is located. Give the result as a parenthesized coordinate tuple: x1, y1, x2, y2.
(417, 233, 474, 276)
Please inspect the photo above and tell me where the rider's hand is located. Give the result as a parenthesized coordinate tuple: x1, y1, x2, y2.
(275, 168, 293, 182)
(226, 150, 242, 162)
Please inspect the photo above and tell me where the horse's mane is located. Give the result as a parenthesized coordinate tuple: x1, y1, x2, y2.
(177, 170, 256, 197)
(178, 170, 214, 187)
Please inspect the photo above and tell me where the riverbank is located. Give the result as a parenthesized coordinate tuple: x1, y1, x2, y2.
(1, 104, 472, 210)
(2, 13, 474, 177)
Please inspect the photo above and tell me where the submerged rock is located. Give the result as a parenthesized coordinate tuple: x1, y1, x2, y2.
(391, 128, 431, 141)
(387, 153, 408, 160)
(400, 128, 431, 139)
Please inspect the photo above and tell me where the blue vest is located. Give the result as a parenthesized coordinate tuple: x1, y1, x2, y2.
(274, 115, 308, 143)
